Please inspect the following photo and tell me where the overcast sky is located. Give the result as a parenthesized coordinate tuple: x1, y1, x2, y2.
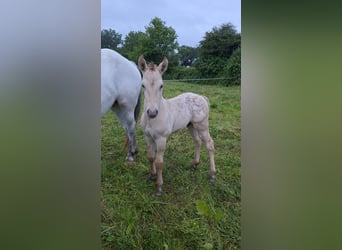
(101, 0, 241, 47)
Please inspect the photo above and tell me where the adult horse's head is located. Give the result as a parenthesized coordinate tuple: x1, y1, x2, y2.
(138, 55, 168, 119)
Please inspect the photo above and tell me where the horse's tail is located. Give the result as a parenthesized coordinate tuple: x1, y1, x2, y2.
(122, 87, 142, 152)
(134, 88, 142, 123)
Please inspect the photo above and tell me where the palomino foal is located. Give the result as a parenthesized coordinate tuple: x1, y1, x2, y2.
(138, 55, 216, 196)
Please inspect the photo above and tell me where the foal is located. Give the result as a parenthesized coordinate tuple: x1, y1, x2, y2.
(138, 55, 216, 196)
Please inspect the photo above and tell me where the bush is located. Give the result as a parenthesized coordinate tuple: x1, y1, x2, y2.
(194, 57, 228, 78)
(164, 66, 200, 80)
(163, 47, 240, 86)
(222, 47, 241, 85)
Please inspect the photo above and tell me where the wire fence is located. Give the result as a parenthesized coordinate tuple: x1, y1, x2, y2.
(164, 77, 232, 82)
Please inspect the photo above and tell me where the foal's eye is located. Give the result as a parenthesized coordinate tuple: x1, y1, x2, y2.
(142, 84, 145, 89)
(160, 85, 163, 89)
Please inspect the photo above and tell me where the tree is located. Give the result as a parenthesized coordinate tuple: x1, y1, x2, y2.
(120, 31, 147, 61)
(178, 46, 198, 66)
(141, 17, 178, 63)
(195, 23, 241, 83)
(199, 23, 240, 59)
(101, 29, 123, 50)
(224, 47, 241, 85)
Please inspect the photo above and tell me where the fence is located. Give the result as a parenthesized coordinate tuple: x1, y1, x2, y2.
(164, 77, 232, 83)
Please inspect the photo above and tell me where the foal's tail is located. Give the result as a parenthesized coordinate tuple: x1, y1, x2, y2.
(122, 88, 142, 151)
(203, 95, 210, 108)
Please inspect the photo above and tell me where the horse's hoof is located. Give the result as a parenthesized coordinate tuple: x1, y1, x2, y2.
(155, 187, 162, 196)
(209, 175, 215, 184)
(125, 155, 134, 162)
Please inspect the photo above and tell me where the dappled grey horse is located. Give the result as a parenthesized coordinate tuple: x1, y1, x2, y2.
(101, 48, 141, 162)
(138, 55, 216, 196)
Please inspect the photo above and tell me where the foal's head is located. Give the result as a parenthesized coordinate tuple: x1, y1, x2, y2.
(138, 55, 168, 119)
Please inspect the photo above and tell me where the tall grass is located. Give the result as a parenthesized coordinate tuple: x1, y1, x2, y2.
(101, 82, 240, 249)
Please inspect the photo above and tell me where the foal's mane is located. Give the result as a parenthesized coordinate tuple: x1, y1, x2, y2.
(147, 62, 158, 71)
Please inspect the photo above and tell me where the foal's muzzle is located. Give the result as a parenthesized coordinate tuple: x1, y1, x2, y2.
(147, 109, 158, 119)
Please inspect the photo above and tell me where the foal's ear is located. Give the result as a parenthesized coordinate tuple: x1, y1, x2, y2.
(158, 57, 168, 74)
(138, 55, 147, 72)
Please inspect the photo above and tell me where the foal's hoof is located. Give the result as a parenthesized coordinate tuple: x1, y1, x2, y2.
(155, 187, 162, 196)
(148, 174, 156, 181)
(191, 164, 198, 171)
(209, 175, 215, 184)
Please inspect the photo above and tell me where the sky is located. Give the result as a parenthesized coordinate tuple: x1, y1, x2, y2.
(101, 0, 241, 48)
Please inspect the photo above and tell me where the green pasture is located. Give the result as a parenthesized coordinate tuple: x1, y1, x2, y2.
(101, 82, 241, 249)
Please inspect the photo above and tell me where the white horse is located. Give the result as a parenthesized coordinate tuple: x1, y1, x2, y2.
(101, 48, 142, 162)
(138, 55, 216, 196)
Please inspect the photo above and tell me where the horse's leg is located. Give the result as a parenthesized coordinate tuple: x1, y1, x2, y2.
(126, 119, 138, 160)
(112, 107, 138, 162)
(198, 128, 216, 184)
(188, 124, 202, 170)
(154, 137, 167, 196)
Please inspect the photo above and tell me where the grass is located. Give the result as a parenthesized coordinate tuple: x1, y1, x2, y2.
(101, 82, 241, 249)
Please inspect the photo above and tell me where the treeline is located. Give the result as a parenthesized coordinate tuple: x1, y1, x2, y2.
(101, 17, 240, 85)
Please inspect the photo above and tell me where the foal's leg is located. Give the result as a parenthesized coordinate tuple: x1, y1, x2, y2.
(188, 124, 202, 170)
(145, 136, 156, 180)
(154, 137, 167, 196)
(198, 129, 216, 183)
